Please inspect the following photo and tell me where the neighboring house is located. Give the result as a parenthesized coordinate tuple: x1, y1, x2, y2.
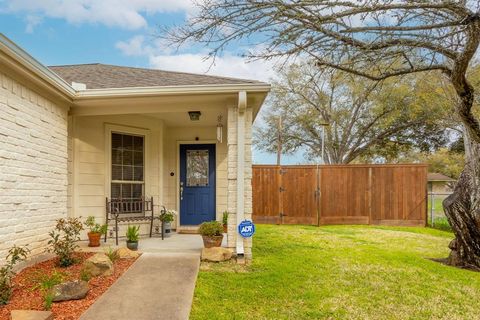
(427, 173, 456, 193)
(0, 34, 270, 261)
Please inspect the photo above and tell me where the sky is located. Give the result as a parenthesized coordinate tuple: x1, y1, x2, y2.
(0, 0, 306, 164)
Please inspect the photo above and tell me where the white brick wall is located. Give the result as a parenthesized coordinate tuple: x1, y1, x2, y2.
(0, 71, 69, 261)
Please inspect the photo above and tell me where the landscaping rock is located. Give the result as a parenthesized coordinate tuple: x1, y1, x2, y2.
(51, 280, 89, 302)
(10, 310, 53, 320)
(83, 253, 113, 277)
(201, 247, 233, 262)
(116, 247, 140, 259)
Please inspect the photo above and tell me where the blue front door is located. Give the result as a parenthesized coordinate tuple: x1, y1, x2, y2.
(179, 144, 216, 225)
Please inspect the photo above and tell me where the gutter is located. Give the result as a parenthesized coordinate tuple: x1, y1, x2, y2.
(73, 83, 270, 100)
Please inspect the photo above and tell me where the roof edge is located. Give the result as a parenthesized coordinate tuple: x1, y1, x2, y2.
(0, 33, 76, 98)
(0, 34, 271, 102)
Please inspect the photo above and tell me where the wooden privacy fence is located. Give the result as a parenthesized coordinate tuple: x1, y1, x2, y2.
(252, 164, 428, 226)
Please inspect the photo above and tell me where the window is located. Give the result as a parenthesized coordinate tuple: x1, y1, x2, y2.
(111, 133, 144, 203)
(186, 149, 209, 186)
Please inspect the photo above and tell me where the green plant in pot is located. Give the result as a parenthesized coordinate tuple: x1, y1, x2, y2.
(159, 210, 175, 236)
(198, 221, 224, 248)
(126, 225, 140, 251)
(84, 216, 108, 247)
(222, 211, 229, 233)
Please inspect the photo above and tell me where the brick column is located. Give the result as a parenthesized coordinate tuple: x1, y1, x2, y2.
(227, 105, 253, 261)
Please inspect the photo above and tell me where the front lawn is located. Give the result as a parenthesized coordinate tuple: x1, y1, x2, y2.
(191, 225, 480, 320)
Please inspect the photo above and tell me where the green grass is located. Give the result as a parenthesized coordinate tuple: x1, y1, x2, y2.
(427, 195, 453, 231)
(428, 217, 453, 232)
(191, 225, 480, 320)
(428, 195, 447, 214)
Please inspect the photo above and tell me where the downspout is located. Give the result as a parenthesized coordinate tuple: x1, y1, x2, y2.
(236, 91, 247, 256)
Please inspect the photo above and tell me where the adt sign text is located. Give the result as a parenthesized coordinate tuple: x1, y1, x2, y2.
(238, 220, 255, 238)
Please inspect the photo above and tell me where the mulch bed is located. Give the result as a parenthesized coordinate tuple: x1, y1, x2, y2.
(0, 252, 138, 320)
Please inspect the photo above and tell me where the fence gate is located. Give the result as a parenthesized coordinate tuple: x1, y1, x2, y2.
(252, 164, 427, 227)
(252, 166, 281, 224)
(280, 166, 319, 225)
(252, 165, 319, 225)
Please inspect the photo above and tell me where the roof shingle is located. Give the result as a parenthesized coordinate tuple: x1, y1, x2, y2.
(48, 63, 263, 89)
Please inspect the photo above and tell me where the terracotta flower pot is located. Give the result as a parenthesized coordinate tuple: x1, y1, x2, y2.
(202, 235, 224, 248)
(88, 232, 102, 247)
(223, 224, 227, 233)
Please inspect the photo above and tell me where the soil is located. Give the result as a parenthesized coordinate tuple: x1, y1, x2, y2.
(0, 252, 138, 320)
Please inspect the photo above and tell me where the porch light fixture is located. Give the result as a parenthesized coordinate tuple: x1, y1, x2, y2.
(216, 114, 223, 143)
(188, 111, 201, 121)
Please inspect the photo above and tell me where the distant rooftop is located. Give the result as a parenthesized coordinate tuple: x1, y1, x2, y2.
(48, 63, 263, 89)
(428, 173, 455, 182)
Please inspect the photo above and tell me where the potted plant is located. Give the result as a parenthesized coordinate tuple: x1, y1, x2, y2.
(222, 211, 229, 233)
(198, 221, 224, 248)
(159, 210, 175, 236)
(84, 216, 107, 247)
(126, 225, 140, 250)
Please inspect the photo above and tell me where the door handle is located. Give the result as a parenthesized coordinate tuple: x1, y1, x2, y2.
(180, 182, 184, 200)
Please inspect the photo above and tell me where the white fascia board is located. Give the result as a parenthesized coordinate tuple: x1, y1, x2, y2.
(73, 83, 271, 100)
(0, 33, 76, 98)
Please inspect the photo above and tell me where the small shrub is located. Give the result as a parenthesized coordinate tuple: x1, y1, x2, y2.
(198, 221, 223, 236)
(222, 211, 229, 226)
(84, 216, 108, 235)
(47, 218, 84, 267)
(126, 225, 140, 242)
(44, 291, 54, 310)
(30, 270, 64, 310)
(0, 245, 29, 305)
(80, 268, 91, 282)
(104, 246, 119, 263)
(31, 270, 64, 291)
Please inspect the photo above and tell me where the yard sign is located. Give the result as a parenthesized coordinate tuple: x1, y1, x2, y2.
(238, 220, 255, 238)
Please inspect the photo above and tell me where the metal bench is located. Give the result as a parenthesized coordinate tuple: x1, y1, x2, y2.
(105, 197, 165, 245)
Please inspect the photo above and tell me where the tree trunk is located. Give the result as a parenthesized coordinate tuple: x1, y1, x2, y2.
(443, 19, 480, 268)
(443, 130, 480, 269)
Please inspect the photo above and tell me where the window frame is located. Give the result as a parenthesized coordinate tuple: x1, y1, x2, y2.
(104, 124, 151, 202)
(111, 132, 145, 201)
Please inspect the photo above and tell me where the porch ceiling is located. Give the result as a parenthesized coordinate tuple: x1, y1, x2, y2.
(69, 90, 268, 121)
(144, 107, 226, 127)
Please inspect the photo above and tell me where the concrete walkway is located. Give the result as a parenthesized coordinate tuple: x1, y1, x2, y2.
(80, 237, 202, 320)
(78, 232, 226, 254)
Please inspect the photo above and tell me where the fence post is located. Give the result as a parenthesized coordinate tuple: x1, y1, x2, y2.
(316, 164, 321, 226)
(430, 192, 434, 227)
(278, 165, 283, 225)
(368, 167, 373, 224)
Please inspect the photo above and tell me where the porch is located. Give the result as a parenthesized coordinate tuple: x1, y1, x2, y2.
(78, 232, 228, 255)
(68, 89, 266, 260)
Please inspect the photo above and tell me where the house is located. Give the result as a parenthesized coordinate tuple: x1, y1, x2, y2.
(0, 33, 270, 261)
(427, 173, 455, 194)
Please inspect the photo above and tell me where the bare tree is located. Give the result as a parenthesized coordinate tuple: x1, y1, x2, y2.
(254, 64, 449, 164)
(166, 0, 480, 268)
